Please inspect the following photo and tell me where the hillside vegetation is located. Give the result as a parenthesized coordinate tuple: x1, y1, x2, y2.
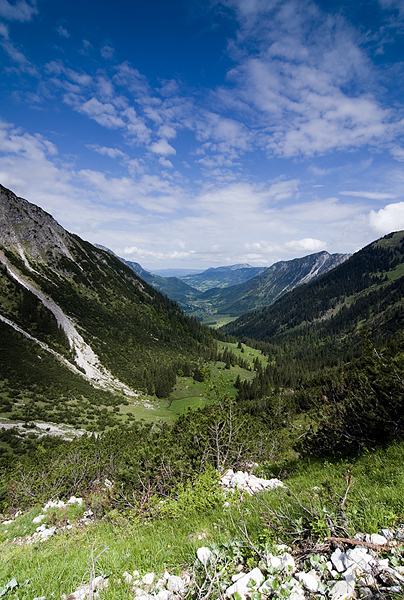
(223, 231, 404, 384)
(0, 184, 223, 421)
(2, 185, 404, 599)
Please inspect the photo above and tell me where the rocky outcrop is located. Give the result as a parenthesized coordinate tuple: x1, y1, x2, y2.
(0, 184, 75, 265)
(220, 469, 284, 494)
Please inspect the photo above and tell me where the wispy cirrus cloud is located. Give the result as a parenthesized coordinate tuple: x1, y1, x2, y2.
(340, 190, 397, 200)
(86, 144, 127, 159)
(56, 25, 69, 38)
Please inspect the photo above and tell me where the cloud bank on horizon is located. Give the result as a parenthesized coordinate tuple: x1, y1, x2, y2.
(1, 0, 404, 269)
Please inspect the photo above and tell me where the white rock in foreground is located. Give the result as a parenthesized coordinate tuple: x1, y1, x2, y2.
(295, 570, 319, 593)
(226, 567, 264, 598)
(197, 546, 212, 566)
(142, 572, 155, 586)
(66, 575, 108, 600)
(220, 470, 284, 494)
(32, 514, 46, 524)
(166, 575, 185, 594)
(330, 579, 356, 600)
(331, 548, 346, 573)
(370, 533, 388, 546)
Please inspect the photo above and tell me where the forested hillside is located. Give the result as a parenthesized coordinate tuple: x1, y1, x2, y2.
(222, 231, 404, 383)
(0, 185, 217, 413)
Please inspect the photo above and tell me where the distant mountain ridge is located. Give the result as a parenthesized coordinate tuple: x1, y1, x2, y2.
(113, 250, 350, 321)
(180, 264, 266, 291)
(200, 251, 350, 316)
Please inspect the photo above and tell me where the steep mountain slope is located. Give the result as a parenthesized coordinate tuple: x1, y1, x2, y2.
(180, 264, 266, 291)
(0, 184, 215, 408)
(223, 231, 404, 374)
(201, 251, 350, 316)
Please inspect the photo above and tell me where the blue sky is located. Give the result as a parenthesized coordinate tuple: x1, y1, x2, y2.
(1, 0, 404, 270)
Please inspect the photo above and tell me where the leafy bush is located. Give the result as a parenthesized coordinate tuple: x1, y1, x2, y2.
(158, 466, 224, 518)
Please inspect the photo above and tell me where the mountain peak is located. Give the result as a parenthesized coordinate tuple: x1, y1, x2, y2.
(0, 184, 74, 265)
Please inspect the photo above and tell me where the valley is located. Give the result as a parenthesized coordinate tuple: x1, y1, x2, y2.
(1, 184, 404, 600)
(116, 247, 350, 327)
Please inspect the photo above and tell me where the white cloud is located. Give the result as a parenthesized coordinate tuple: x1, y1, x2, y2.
(121, 107, 151, 143)
(69, 96, 126, 129)
(0, 22, 8, 38)
(87, 144, 127, 159)
(158, 125, 177, 139)
(390, 146, 404, 161)
(195, 111, 251, 153)
(285, 238, 326, 252)
(57, 25, 69, 38)
(0, 117, 378, 269)
(0, 0, 37, 21)
(150, 139, 176, 156)
(123, 246, 195, 260)
(369, 202, 404, 234)
(96, 76, 114, 100)
(113, 61, 151, 97)
(267, 179, 299, 203)
(340, 190, 397, 200)
(101, 45, 114, 59)
(45, 61, 92, 86)
(0, 37, 37, 74)
(159, 157, 173, 168)
(215, 0, 394, 159)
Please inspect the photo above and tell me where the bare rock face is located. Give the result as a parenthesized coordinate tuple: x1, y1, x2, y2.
(0, 184, 75, 265)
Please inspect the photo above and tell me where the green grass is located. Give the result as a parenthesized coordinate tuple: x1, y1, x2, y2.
(0, 341, 268, 433)
(208, 314, 239, 328)
(3, 441, 404, 597)
(0, 507, 236, 598)
(217, 340, 268, 369)
(386, 262, 404, 281)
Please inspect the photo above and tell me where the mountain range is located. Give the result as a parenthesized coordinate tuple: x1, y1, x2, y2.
(2, 182, 404, 430)
(112, 248, 350, 323)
